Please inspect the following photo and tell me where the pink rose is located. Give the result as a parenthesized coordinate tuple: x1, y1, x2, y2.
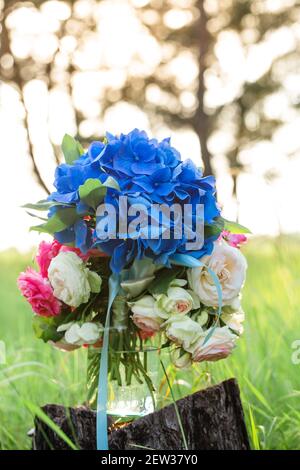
(132, 312, 161, 334)
(220, 230, 247, 248)
(189, 327, 236, 363)
(130, 295, 163, 334)
(36, 240, 89, 278)
(18, 268, 61, 317)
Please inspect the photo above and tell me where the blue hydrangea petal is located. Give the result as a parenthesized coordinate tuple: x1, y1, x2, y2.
(54, 227, 75, 244)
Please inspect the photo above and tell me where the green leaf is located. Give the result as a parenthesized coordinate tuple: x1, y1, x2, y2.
(121, 276, 155, 298)
(160, 359, 188, 450)
(25, 211, 48, 222)
(148, 266, 184, 296)
(23, 400, 78, 450)
(205, 216, 251, 237)
(204, 217, 224, 238)
(61, 134, 84, 165)
(79, 178, 107, 210)
(88, 271, 102, 293)
(222, 218, 251, 234)
(103, 176, 120, 191)
(87, 347, 100, 409)
(111, 295, 129, 328)
(32, 316, 63, 343)
(248, 404, 260, 450)
(30, 207, 78, 234)
(22, 200, 67, 211)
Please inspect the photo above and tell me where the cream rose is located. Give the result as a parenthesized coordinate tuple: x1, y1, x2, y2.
(165, 315, 202, 349)
(156, 286, 199, 318)
(188, 326, 237, 362)
(48, 251, 102, 308)
(221, 310, 245, 335)
(130, 295, 163, 333)
(187, 242, 247, 307)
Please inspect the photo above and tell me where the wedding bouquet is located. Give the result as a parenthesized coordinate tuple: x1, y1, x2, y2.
(18, 129, 248, 441)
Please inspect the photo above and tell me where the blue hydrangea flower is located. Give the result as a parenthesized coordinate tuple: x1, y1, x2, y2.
(130, 167, 175, 199)
(48, 129, 221, 272)
(49, 160, 107, 205)
(98, 129, 182, 180)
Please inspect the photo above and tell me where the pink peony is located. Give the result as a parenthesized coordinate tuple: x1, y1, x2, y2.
(36, 240, 89, 278)
(18, 268, 61, 317)
(36, 241, 61, 278)
(220, 230, 247, 248)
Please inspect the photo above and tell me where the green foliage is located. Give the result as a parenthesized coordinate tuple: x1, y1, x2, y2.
(78, 179, 107, 210)
(32, 316, 63, 343)
(61, 134, 84, 165)
(22, 200, 66, 211)
(204, 220, 224, 238)
(78, 177, 120, 210)
(23, 400, 78, 450)
(148, 266, 184, 296)
(25, 212, 47, 222)
(205, 217, 251, 238)
(30, 207, 78, 234)
(32, 308, 79, 343)
(86, 347, 100, 409)
(222, 218, 251, 234)
(87, 271, 102, 293)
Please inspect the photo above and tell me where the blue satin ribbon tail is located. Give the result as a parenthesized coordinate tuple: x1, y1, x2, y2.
(96, 273, 120, 450)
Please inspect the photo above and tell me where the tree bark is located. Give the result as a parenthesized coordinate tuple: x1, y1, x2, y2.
(32, 378, 250, 451)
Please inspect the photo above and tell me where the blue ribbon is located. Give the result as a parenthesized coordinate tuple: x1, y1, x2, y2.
(96, 273, 120, 450)
(170, 254, 222, 344)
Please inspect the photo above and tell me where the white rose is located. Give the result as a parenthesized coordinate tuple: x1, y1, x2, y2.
(130, 295, 163, 333)
(48, 251, 102, 308)
(187, 241, 247, 307)
(165, 315, 203, 349)
(221, 310, 245, 335)
(188, 326, 237, 363)
(57, 321, 103, 346)
(155, 286, 198, 318)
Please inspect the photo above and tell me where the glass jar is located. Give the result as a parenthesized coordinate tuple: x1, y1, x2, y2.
(87, 329, 166, 423)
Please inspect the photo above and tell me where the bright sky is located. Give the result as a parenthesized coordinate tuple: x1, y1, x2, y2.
(1, 0, 300, 252)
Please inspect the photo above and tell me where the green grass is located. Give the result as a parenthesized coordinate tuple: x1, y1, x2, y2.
(0, 237, 300, 450)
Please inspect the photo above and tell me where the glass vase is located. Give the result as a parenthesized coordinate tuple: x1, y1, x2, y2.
(87, 329, 165, 423)
(107, 347, 161, 422)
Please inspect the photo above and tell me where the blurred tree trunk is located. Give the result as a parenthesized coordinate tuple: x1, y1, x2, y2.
(193, 1, 213, 177)
(0, 1, 50, 194)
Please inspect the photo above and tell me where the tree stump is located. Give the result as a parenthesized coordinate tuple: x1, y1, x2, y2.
(32, 378, 250, 450)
